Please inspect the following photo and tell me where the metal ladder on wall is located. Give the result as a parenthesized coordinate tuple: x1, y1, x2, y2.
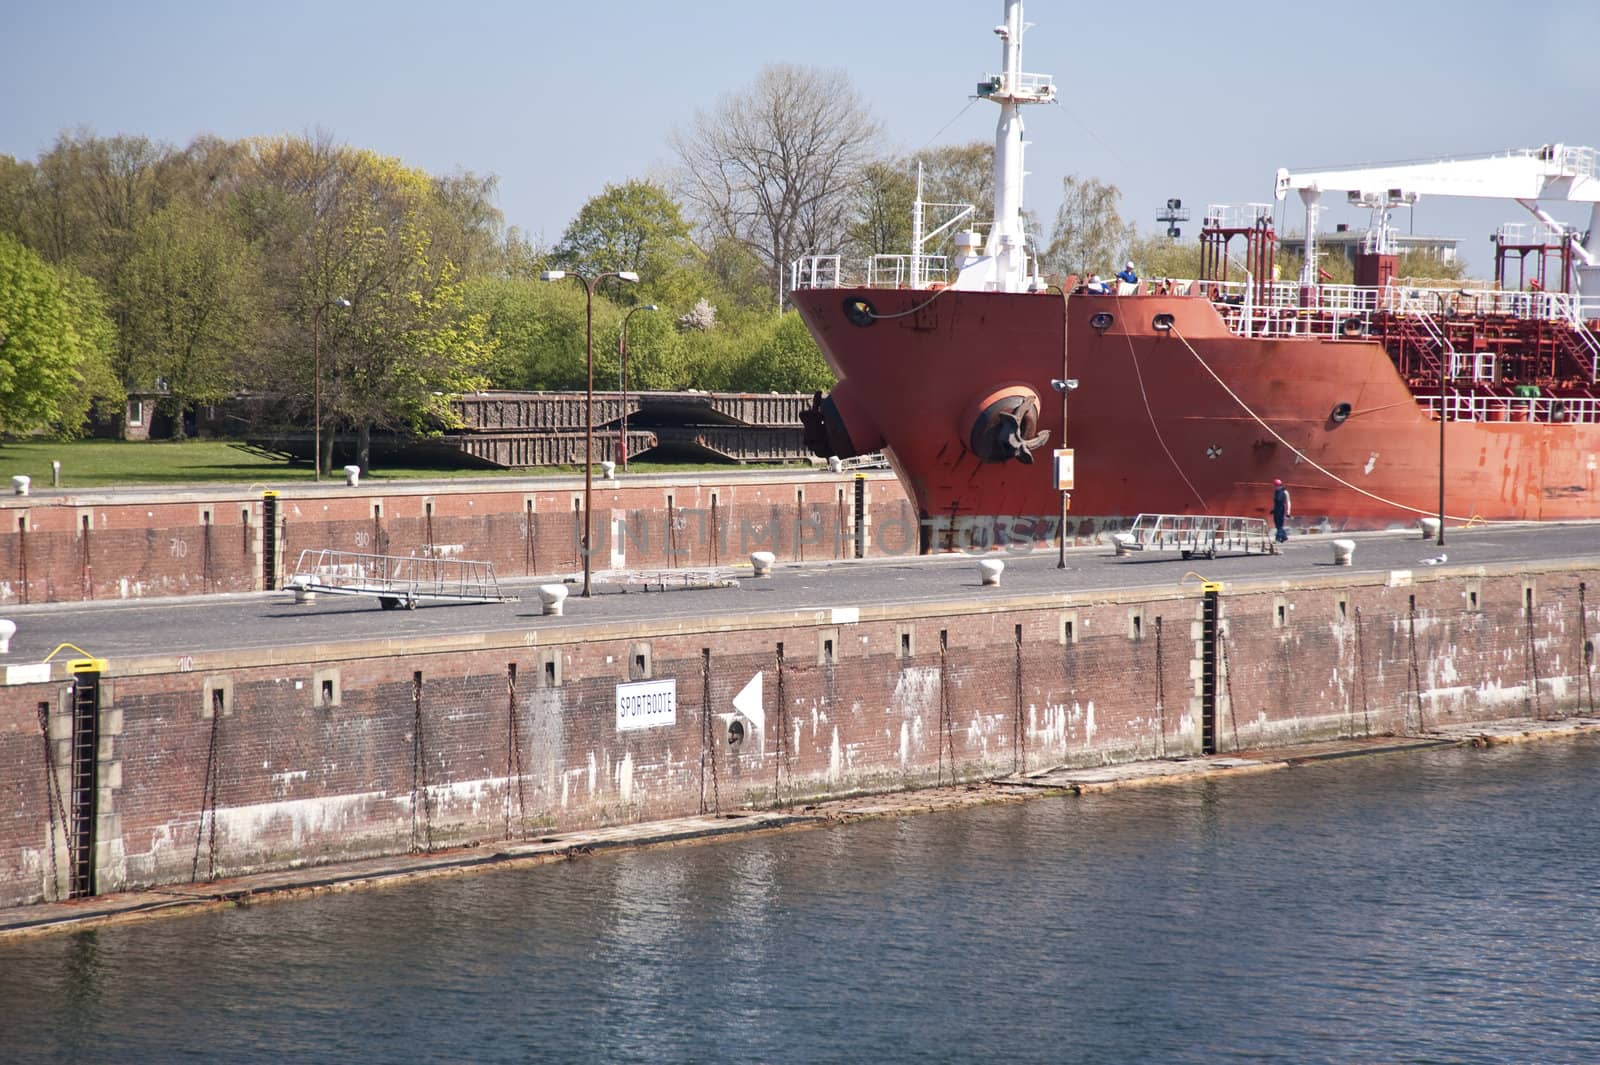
(69, 671, 100, 898)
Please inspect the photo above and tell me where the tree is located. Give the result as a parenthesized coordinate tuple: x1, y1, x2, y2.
(728, 311, 833, 393)
(1045, 176, 1134, 279)
(672, 63, 883, 312)
(241, 136, 495, 472)
(1127, 232, 1204, 281)
(118, 199, 260, 431)
(0, 233, 119, 436)
(846, 161, 916, 259)
(552, 180, 696, 288)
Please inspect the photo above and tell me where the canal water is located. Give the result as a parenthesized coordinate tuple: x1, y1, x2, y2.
(4, 740, 1599, 1064)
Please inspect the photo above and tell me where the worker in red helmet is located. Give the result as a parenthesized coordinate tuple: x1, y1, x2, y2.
(1272, 479, 1290, 543)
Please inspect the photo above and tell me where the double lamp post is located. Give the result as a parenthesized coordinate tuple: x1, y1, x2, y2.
(539, 269, 639, 597)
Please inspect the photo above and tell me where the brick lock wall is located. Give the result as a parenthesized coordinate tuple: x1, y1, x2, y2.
(1, 565, 1595, 908)
(0, 474, 913, 606)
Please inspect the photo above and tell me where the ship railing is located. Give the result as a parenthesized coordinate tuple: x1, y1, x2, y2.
(286, 549, 517, 608)
(791, 255, 843, 291)
(1416, 392, 1600, 424)
(867, 255, 951, 288)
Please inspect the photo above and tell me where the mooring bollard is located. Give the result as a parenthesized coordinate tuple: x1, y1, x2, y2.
(51, 461, 60, 487)
(1332, 539, 1356, 566)
(1113, 532, 1135, 557)
(289, 575, 316, 604)
(828, 456, 843, 473)
(1419, 517, 1440, 540)
(979, 559, 1004, 586)
(0, 618, 15, 654)
(343, 464, 361, 487)
(538, 584, 569, 616)
(11, 475, 29, 496)
(750, 551, 775, 577)
(602, 461, 616, 480)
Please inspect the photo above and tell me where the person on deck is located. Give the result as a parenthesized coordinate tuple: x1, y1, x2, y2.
(1116, 261, 1139, 286)
(1272, 479, 1290, 543)
(1086, 274, 1110, 294)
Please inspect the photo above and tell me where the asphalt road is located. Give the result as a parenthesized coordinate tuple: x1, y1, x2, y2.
(4, 523, 1598, 663)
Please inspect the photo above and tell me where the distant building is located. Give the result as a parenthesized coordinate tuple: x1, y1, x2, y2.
(1276, 227, 1460, 266)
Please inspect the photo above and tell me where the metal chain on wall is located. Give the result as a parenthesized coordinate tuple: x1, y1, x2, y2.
(774, 642, 789, 809)
(411, 672, 433, 853)
(1153, 617, 1167, 758)
(699, 649, 718, 814)
(1581, 582, 1596, 715)
(504, 663, 527, 841)
(191, 700, 223, 882)
(1355, 606, 1372, 735)
(37, 702, 68, 901)
(1524, 590, 1545, 719)
(1407, 596, 1427, 734)
(1219, 622, 1240, 752)
(938, 630, 954, 785)
(1013, 624, 1024, 773)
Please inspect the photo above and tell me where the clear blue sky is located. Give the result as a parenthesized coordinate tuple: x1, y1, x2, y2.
(5, 0, 1598, 275)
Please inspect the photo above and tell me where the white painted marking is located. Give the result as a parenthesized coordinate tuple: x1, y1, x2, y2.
(830, 607, 860, 624)
(733, 672, 763, 734)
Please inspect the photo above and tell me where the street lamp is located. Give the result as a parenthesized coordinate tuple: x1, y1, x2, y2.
(539, 269, 640, 596)
(619, 304, 658, 471)
(312, 296, 352, 482)
(1050, 377, 1079, 568)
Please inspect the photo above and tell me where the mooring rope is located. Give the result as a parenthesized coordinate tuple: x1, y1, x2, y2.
(1168, 321, 1519, 523)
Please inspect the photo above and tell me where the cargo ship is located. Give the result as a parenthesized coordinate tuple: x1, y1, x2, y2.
(792, 0, 1600, 549)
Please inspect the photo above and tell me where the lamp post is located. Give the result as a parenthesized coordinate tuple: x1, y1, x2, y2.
(539, 269, 640, 596)
(311, 296, 352, 482)
(1050, 377, 1078, 568)
(618, 304, 658, 471)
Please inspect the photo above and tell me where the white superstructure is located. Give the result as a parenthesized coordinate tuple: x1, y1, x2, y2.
(950, 0, 1055, 293)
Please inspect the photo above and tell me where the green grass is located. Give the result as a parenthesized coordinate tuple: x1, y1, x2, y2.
(0, 439, 800, 489)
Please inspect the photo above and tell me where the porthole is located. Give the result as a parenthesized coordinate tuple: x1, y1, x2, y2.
(1090, 311, 1114, 331)
(843, 298, 877, 327)
(1330, 402, 1352, 424)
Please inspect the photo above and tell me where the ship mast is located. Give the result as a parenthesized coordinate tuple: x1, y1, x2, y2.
(951, 0, 1055, 293)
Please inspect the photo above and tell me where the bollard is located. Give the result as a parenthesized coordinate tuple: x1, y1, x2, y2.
(828, 456, 843, 473)
(11, 475, 29, 496)
(1332, 539, 1356, 566)
(750, 551, 775, 577)
(343, 465, 361, 487)
(1419, 517, 1440, 540)
(289, 575, 316, 604)
(51, 460, 60, 487)
(1113, 532, 1135, 557)
(538, 584, 569, 616)
(0, 618, 14, 654)
(601, 461, 616, 480)
(979, 559, 1004, 586)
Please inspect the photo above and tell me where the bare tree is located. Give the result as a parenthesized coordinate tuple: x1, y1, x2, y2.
(672, 63, 882, 312)
(1045, 175, 1134, 280)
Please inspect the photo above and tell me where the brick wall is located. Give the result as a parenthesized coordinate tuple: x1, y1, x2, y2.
(0, 473, 914, 606)
(1, 564, 1594, 907)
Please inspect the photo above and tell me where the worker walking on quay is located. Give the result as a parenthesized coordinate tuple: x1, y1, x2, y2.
(1272, 479, 1290, 543)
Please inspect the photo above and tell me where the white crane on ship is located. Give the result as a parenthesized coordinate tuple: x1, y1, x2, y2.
(1275, 145, 1600, 299)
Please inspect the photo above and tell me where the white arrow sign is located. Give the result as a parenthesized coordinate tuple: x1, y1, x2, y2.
(733, 671, 763, 736)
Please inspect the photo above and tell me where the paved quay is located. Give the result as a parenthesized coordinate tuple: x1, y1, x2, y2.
(3, 717, 1596, 939)
(4, 522, 1599, 662)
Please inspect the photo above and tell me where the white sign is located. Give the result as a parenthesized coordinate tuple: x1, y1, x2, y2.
(4, 663, 51, 686)
(616, 678, 676, 731)
(1054, 448, 1075, 491)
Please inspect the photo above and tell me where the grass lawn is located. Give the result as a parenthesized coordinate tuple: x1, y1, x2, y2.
(0, 439, 798, 490)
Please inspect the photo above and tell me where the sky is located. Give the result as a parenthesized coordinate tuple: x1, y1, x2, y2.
(5, 0, 1599, 276)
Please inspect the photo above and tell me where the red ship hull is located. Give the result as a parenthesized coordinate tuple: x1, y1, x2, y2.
(794, 287, 1600, 542)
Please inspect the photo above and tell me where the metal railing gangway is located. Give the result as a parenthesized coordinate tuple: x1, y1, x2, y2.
(287, 549, 518, 609)
(827, 452, 890, 472)
(1112, 514, 1276, 560)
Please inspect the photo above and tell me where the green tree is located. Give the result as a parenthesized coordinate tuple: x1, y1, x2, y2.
(846, 161, 916, 259)
(242, 136, 495, 472)
(552, 180, 696, 295)
(0, 233, 119, 435)
(118, 199, 259, 432)
(727, 311, 833, 392)
(1127, 232, 1203, 280)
